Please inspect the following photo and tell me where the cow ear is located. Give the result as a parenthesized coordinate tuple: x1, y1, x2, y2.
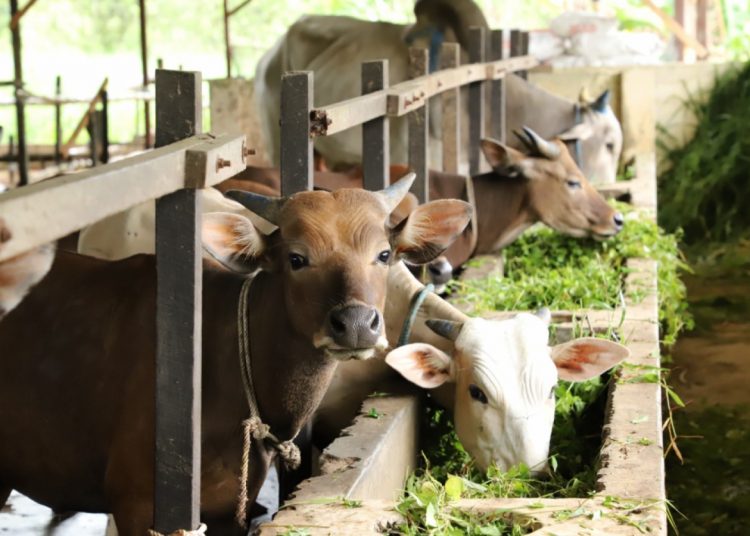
(557, 122, 594, 143)
(202, 212, 265, 274)
(390, 199, 472, 264)
(385, 343, 454, 389)
(481, 138, 525, 175)
(551, 337, 630, 382)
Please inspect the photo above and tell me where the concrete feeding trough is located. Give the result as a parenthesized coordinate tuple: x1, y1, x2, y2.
(261, 152, 666, 535)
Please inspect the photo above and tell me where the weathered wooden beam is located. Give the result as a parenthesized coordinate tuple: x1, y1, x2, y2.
(362, 60, 389, 190)
(0, 132, 244, 261)
(408, 47, 429, 203)
(153, 69, 203, 534)
(440, 43, 461, 174)
(468, 27, 486, 177)
(280, 71, 314, 195)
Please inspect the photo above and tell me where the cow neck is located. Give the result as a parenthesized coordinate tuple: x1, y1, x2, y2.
(386, 262, 467, 354)
(506, 74, 577, 142)
(472, 172, 535, 253)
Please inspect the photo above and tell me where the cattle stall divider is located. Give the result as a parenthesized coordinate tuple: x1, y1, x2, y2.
(0, 69, 249, 534)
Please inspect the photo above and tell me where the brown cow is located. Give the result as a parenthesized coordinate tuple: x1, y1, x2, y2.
(0, 179, 471, 535)
(0, 218, 55, 319)
(224, 127, 622, 281)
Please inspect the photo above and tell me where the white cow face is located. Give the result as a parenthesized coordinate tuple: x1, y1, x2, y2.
(386, 312, 630, 473)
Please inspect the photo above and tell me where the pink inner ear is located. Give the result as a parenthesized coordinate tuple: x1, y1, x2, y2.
(385, 343, 452, 389)
(552, 338, 630, 382)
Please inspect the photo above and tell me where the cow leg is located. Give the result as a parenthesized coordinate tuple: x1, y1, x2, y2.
(111, 500, 152, 536)
(278, 420, 313, 502)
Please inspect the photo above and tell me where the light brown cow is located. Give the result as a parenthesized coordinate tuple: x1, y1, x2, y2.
(0, 180, 471, 535)
(0, 218, 55, 319)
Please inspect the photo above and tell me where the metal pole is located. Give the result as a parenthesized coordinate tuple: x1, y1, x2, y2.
(408, 47, 429, 202)
(101, 89, 109, 164)
(139, 0, 152, 148)
(468, 27, 486, 177)
(153, 69, 203, 534)
(361, 60, 389, 190)
(10, 0, 29, 186)
(280, 71, 314, 195)
(223, 0, 231, 78)
(54, 76, 62, 165)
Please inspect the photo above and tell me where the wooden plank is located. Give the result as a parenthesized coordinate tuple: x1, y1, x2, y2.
(440, 43, 461, 174)
(468, 27, 485, 177)
(0, 135, 204, 262)
(311, 92, 388, 137)
(408, 47, 429, 203)
(619, 68, 656, 162)
(489, 30, 506, 143)
(362, 60, 389, 190)
(280, 71, 313, 195)
(153, 69, 203, 534)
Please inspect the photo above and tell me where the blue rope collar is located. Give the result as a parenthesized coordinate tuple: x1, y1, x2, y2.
(397, 283, 435, 347)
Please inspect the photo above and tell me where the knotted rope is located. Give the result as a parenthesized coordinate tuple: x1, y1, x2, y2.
(398, 283, 435, 347)
(236, 277, 301, 527)
(147, 523, 207, 536)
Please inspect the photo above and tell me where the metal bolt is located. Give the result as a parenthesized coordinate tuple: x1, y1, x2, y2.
(216, 157, 231, 172)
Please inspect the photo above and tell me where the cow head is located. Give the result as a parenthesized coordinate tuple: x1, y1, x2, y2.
(481, 127, 623, 240)
(385, 311, 629, 472)
(558, 90, 623, 186)
(204, 174, 472, 361)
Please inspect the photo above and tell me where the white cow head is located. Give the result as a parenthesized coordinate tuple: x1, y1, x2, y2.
(558, 90, 623, 186)
(385, 310, 629, 473)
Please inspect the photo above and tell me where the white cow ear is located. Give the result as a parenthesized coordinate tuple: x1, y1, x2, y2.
(202, 212, 265, 274)
(551, 337, 630, 382)
(385, 343, 454, 389)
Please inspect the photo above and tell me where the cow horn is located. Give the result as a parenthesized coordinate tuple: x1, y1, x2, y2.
(378, 172, 416, 213)
(426, 319, 463, 341)
(591, 89, 610, 113)
(224, 190, 287, 226)
(516, 126, 561, 160)
(534, 307, 552, 324)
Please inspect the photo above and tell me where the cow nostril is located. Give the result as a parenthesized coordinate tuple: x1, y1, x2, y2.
(613, 212, 624, 228)
(330, 315, 346, 335)
(369, 310, 381, 333)
(428, 264, 441, 276)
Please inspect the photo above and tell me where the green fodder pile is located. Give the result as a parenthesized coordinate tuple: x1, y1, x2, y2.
(393, 206, 691, 534)
(658, 61, 750, 245)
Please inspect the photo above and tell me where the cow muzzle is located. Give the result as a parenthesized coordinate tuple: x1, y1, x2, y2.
(318, 304, 387, 361)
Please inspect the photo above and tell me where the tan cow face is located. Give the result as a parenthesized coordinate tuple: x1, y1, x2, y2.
(203, 175, 472, 361)
(481, 133, 623, 240)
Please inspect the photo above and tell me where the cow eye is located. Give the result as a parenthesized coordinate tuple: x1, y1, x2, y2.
(606, 142, 615, 152)
(468, 384, 488, 404)
(377, 249, 392, 264)
(566, 179, 581, 189)
(289, 253, 308, 271)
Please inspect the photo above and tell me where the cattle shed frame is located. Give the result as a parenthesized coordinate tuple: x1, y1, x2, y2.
(0, 26, 535, 533)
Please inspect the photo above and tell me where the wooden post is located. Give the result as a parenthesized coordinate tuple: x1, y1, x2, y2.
(362, 60, 389, 190)
(87, 110, 99, 167)
(139, 0, 152, 148)
(153, 69, 203, 534)
(54, 75, 62, 165)
(489, 29, 506, 143)
(280, 71, 314, 195)
(223, 0, 231, 78)
(440, 43, 461, 174)
(468, 27, 485, 177)
(10, 0, 28, 186)
(101, 89, 109, 164)
(696, 0, 708, 51)
(510, 29, 527, 80)
(408, 47, 429, 202)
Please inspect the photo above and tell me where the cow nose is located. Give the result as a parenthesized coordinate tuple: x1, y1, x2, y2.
(327, 304, 382, 349)
(427, 257, 453, 286)
(613, 212, 624, 230)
